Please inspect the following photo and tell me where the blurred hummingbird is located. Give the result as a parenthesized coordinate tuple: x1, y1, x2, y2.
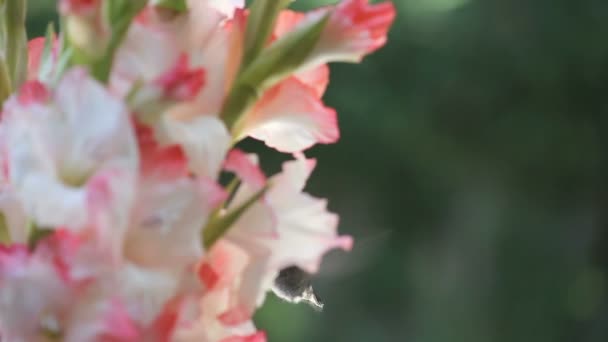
(272, 266, 324, 311)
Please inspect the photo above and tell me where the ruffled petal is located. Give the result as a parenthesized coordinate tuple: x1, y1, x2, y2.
(181, 240, 264, 341)
(263, 155, 352, 273)
(239, 78, 339, 153)
(2, 70, 138, 256)
(309, 0, 396, 65)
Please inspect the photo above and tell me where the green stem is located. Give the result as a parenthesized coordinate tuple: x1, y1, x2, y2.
(4, 0, 27, 89)
(0, 56, 11, 103)
(242, 0, 291, 68)
(91, 0, 148, 82)
(220, 13, 329, 131)
(202, 185, 268, 249)
(220, 83, 260, 130)
(0, 213, 11, 245)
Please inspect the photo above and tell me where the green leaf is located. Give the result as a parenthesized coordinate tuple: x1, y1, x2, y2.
(202, 185, 269, 249)
(152, 0, 188, 12)
(243, 0, 292, 67)
(220, 13, 329, 129)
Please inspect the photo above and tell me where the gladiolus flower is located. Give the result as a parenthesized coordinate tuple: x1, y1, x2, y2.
(0, 0, 393, 339)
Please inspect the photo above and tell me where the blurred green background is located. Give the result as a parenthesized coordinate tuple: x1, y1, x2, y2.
(27, 0, 608, 341)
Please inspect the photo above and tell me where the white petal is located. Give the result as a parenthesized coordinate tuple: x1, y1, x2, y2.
(159, 113, 230, 178)
(126, 176, 224, 269)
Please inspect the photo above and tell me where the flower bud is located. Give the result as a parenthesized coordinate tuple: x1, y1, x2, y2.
(60, 0, 110, 60)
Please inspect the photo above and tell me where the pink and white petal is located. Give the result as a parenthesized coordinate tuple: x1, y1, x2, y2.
(158, 113, 230, 178)
(294, 64, 329, 98)
(0, 245, 71, 340)
(194, 0, 245, 19)
(224, 150, 266, 190)
(140, 294, 204, 342)
(227, 196, 277, 239)
(269, 153, 316, 193)
(59, 0, 101, 16)
(176, 240, 261, 342)
(112, 22, 180, 97)
(199, 240, 250, 291)
(19, 173, 89, 228)
(27, 37, 46, 80)
(273, 10, 305, 38)
(183, 1, 228, 52)
(27, 36, 59, 83)
(85, 167, 137, 262)
(193, 11, 244, 114)
(307, 0, 396, 66)
(16, 80, 51, 105)
(4, 70, 137, 253)
(216, 242, 274, 324)
(63, 296, 140, 342)
(264, 156, 352, 273)
(267, 191, 351, 273)
(240, 78, 339, 153)
(135, 121, 189, 180)
(228, 155, 351, 277)
(37, 228, 109, 284)
(126, 175, 226, 270)
(144, 297, 184, 342)
(53, 68, 138, 179)
(2, 91, 86, 228)
(225, 154, 276, 238)
(114, 264, 188, 327)
(173, 290, 259, 342)
(200, 240, 270, 325)
(220, 331, 267, 342)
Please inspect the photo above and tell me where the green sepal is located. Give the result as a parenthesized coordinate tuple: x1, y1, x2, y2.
(41, 22, 56, 64)
(35, 22, 58, 81)
(202, 184, 269, 249)
(27, 222, 53, 251)
(65, 0, 147, 82)
(242, 0, 293, 68)
(221, 13, 329, 129)
(152, 0, 188, 12)
(50, 48, 74, 85)
(0, 212, 11, 245)
(90, 0, 148, 82)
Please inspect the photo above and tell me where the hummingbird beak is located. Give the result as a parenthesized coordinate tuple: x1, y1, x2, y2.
(301, 285, 324, 311)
